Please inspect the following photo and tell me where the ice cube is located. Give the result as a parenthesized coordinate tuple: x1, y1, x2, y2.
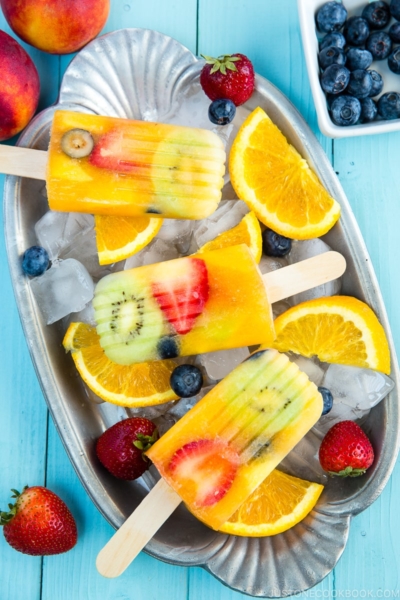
(313, 401, 368, 438)
(124, 238, 180, 270)
(63, 301, 96, 329)
(190, 200, 249, 252)
(322, 363, 394, 410)
(289, 354, 326, 387)
(35, 211, 113, 279)
(30, 259, 94, 324)
(199, 347, 250, 381)
(35, 211, 93, 260)
(156, 219, 194, 254)
(258, 255, 288, 274)
(287, 238, 342, 304)
(280, 430, 328, 485)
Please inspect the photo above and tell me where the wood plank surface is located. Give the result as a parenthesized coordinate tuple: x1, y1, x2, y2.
(1, 0, 400, 598)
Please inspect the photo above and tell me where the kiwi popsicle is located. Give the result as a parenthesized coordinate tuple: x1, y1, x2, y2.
(92, 244, 346, 365)
(146, 348, 323, 529)
(46, 110, 226, 219)
(96, 348, 323, 577)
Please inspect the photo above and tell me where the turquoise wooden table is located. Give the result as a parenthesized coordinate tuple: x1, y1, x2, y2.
(1, 1, 400, 597)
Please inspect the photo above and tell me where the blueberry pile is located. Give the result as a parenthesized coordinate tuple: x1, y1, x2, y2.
(316, 0, 400, 125)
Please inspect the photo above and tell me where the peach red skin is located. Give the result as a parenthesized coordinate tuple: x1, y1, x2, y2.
(2, 486, 77, 556)
(0, 30, 40, 142)
(0, 0, 110, 54)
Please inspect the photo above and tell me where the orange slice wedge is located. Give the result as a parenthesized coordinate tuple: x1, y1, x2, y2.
(271, 296, 390, 374)
(197, 211, 262, 262)
(219, 469, 323, 537)
(95, 215, 162, 265)
(63, 322, 178, 407)
(229, 107, 341, 239)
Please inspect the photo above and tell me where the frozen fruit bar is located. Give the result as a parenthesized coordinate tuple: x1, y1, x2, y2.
(146, 348, 323, 529)
(47, 110, 226, 219)
(93, 244, 275, 365)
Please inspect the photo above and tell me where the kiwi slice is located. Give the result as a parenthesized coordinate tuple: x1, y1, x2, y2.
(93, 272, 166, 365)
(61, 128, 94, 158)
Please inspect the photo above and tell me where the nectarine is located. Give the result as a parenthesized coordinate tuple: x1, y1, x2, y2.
(0, 30, 40, 142)
(0, 0, 110, 54)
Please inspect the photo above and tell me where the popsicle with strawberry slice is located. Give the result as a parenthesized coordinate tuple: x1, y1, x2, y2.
(93, 244, 346, 365)
(0, 109, 226, 220)
(96, 348, 323, 577)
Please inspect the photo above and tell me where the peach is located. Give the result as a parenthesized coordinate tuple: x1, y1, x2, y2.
(0, 30, 40, 142)
(0, 0, 110, 55)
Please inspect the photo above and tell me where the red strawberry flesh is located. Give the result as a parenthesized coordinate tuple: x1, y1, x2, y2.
(2, 486, 77, 556)
(89, 129, 149, 173)
(319, 420, 374, 476)
(152, 257, 209, 335)
(169, 439, 239, 506)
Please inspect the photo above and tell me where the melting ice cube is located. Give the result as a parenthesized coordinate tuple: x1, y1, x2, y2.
(30, 259, 94, 324)
(287, 238, 342, 305)
(198, 347, 250, 381)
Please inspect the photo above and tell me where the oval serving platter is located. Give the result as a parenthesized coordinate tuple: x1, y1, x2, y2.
(3, 29, 400, 597)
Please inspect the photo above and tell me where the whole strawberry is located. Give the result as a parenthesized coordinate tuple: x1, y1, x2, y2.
(319, 420, 374, 477)
(200, 53, 255, 106)
(96, 417, 158, 480)
(1, 486, 77, 555)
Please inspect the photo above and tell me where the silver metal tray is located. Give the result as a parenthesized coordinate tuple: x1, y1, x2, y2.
(3, 29, 400, 597)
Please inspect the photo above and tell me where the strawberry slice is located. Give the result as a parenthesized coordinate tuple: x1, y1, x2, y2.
(151, 257, 209, 335)
(89, 129, 149, 173)
(169, 439, 239, 507)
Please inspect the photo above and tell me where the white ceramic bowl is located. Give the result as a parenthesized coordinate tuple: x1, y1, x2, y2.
(298, 0, 400, 137)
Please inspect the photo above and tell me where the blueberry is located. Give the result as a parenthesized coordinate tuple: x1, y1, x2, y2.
(262, 228, 292, 257)
(344, 17, 370, 46)
(368, 70, 384, 96)
(388, 47, 400, 73)
(22, 246, 50, 276)
(170, 365, 203, 398)
(377, 91, 400, 119)
(345, 47, 373, 71)
(330, 95, 361, 126)
(319, 32, 346, 51)
(245, 349, 268, 362)
(389, 22, 400, 43)
(318, 387, 333, 416)
(366, 31, 392, 59)
(362, 1, 391, 30)
(157, 336, 179, 359)
(319, 46, 346, 70)
(360, 97, 378, 122)
(208, 99, 236, 125)
(390, 0, 400, 20)
(320, 64, 350, 94)
(347, 69, 373, 98)
(316, 1, 347, 33)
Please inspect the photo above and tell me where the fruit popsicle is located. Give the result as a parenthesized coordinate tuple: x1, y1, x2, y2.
(93, 244, 346, 365)
(47, 110, 225, 219)
(147, 348, 323, 528)
(96, 348, 323, 577)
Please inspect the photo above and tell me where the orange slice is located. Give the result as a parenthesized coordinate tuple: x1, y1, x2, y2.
(271, 296, 390, 374)
(95, 215, 163, 265)
(219, 469, 323, 537)
(63, 322, 178, 407)
(229, 107, 341, 239)
(197, 211, 262, 262)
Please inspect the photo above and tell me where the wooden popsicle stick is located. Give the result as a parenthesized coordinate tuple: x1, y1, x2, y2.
(0, 145, 47, 180)
(96, 478, 182, 578)
(264, 251, 346, 304)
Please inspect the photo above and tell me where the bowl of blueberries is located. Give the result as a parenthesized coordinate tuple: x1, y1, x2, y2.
(298, 0, 400, 136)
